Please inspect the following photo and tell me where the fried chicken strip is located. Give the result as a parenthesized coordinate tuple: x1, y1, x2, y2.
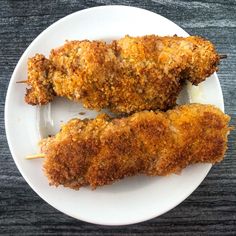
(25, 35, 220, 113)
(40, 104, 230, 190)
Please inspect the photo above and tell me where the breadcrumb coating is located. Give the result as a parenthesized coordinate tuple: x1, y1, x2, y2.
(25, 35, 220, 113)
(41, 104, 230, 190)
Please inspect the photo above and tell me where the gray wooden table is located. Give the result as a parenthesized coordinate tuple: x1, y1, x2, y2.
(0, 0, 235, 235)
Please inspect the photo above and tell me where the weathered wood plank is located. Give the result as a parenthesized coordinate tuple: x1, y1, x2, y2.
(0, 0, 235, 235)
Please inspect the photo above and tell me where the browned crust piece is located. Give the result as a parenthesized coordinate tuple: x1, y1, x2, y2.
(25, 35, 220, 113)
(25, 54, 55, 105)
(41, 104, 231, 190)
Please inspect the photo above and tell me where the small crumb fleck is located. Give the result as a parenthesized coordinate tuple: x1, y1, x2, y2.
(79, 112, 86, 115)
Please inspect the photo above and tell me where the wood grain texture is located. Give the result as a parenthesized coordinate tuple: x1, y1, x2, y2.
(0, 0, 235, 235)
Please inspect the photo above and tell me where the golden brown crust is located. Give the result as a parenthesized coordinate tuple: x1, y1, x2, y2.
(25, 54, 55, 105)
(25, 35, 220, 113)
(41, 104, 230, 189)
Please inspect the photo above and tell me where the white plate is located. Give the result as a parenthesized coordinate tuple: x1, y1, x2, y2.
(5, 6, 224, 225)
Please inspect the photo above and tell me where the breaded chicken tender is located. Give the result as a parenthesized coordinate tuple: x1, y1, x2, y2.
(40, 104, 230, 190)
(25, 35, 220, 113)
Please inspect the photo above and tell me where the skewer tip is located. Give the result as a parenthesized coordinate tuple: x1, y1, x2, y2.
(26, 153, 45, 160)
(219, 54, 227, 59)
(16, 80, 28, 84)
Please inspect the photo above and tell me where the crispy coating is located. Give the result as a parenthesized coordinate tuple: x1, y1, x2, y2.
(25, 35, 220, 113)
(41, 104, 230, 190)
(25, 54, 55, 105)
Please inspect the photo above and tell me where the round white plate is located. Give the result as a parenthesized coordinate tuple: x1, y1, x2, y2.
(5, 6, 224, 225)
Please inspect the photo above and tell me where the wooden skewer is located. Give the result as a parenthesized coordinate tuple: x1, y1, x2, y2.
(219, 54, 227, 59)
(16, 80, 28, 83)
(26, 153, 45, 160)
(17, 54, 227, 87)
(15, 55, 227, 84)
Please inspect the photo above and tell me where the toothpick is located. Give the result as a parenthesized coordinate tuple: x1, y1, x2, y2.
(219, 54, 227, 59)
(16, 80, 28, 83)
(26, 153, 45, 160)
